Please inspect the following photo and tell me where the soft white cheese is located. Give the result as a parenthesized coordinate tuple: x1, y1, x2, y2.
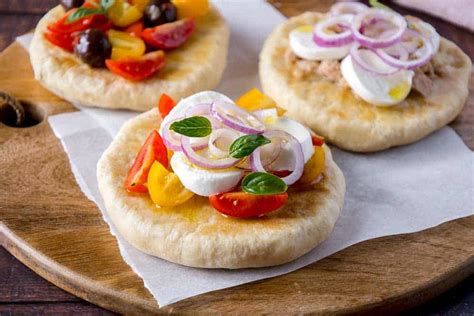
(340, 51, 414, 106)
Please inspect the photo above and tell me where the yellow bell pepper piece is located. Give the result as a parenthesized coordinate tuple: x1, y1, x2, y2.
(130, 0, 150, 12)
(108, 29, 146, 60)
(147, 161, 194, 207)
(108, 0, 143, 27)
(236, 88, 286, 116)
(298, 146, 325, 184)
(171, 0, 209, 18)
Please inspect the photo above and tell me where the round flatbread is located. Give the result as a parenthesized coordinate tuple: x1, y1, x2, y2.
(30, 6, 229, 111)
(97, 107, 345, 269)
(259, 12, 472, 152)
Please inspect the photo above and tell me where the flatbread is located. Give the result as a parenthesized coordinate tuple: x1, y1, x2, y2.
(97, 107, 345, 269)
(30, 6, 229, 111)
(259, 12, 472, 152)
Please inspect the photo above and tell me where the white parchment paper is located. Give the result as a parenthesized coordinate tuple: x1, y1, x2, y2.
(17, 0, 474, 307)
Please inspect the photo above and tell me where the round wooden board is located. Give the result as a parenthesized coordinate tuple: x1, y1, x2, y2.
(1, 2, 474, 314)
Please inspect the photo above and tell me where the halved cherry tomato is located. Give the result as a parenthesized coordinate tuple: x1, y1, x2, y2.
(108, 29, 146, 60)
(157, 93, 176, 118)
(298, 146, 325, 185)
(44, 30, 76, 52)
(147, 161, 194, 206)
(122, 19, 144, 37)
(107, 0, 143, 27)
(106, 50, 165, 81)
(236, 88, 286, 116)
(209, 191, 288, 218)
(142, 18, 195, 50)
(48, 9, 109, 34)
(82, 0, 100, 8)
(124, 130, 168, 193)
(311, 134, 325, 146)
(171, 0, 209, 19)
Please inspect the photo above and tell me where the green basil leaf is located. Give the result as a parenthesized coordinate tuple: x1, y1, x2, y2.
(242, 172, 288, 195)
(169, 116, 212, 137)
(100, 0, 115, 11)
(369, 0, 392, 11)
(66, 8, 104, 24)
(229, 135, 271, 159)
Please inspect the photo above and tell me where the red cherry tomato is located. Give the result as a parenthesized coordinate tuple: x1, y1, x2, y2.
(44, 30, 76, 52)
(311, 134, 325, 146)
(209, 191, 289, 218)
(105, 50, 166, 81)
(157, 93, 176, 118)
(142, 18, 195, 50)
(122, 20, 144, 38)
(124, 130, 168, 193)
(47, 9, 109, 34)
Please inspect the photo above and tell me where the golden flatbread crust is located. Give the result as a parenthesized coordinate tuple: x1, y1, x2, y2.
(30, 6, 229, 111)
(260, 12, 472, 152)
(97, 108, 345, 269)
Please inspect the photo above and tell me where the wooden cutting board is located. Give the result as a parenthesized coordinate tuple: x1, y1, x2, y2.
(1, 1, 473, 314)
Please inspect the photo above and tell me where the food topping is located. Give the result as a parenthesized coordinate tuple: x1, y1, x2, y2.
(144, 0, 177, 27)
(46, 0, 206, 80)
(74, 28, 112, 67)
(288, 0, 441, 105)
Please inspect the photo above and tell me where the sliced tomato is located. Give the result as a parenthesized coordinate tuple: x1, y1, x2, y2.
(122, 19, 144, 37)
(272, 170, 291, 178)
(142, 18, 195, 50)
(105, 50, 165, 81)
(209, 191, 288, 218)
(157, 93, 176, 118)
(47, 9, 109, 34)
(311, 134, 325, 146)
(124, 130, 168, 193)
(44, 30, 76, 52)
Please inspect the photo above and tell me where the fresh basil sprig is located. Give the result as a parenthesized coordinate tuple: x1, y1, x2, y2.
(369, 0, 392, 11)
(169, 116, 212, 137)
(229, 135, 270, 159)
(241, 172, 288, 195)
(66, 0, 115, 24)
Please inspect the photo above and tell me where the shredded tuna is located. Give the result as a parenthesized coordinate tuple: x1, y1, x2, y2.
(317, 60, 341, 82)
(413, 69, 433, 97)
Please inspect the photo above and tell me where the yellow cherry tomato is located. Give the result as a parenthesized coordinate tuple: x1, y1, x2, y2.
(298, 146, 326, 185)
(130, 0, 150, 12)
(107, 0, 143, 27)
(171, 0, 209, 18)
(108, 29, 146, 60)
(236, 88, 286, 116)
(147, 161, 194, 207)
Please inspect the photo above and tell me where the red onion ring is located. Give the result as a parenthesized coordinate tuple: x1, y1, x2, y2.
(350, 43, 399, 75)
(375, 32, 433, 70)
(181, 136, 241, 169)
(330, 2, 368, 16)
(211, 100, 266, 134)
(250, 130, 304, 185)
(351, 9, 406, 48)
(313, 14, 354, 47)
(237, 134, 282, 170)
(208, 128, 240, 159)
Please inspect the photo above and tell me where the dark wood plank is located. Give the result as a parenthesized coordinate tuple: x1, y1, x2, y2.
(0, 0, 57, 15)
(0, 302, 116, 315)
(0, 14, 41, 51)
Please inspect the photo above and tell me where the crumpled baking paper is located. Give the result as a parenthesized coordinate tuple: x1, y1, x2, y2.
(17, 0, 474, 307)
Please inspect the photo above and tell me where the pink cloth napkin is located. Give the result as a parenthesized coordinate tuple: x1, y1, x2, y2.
(394, 0, 474, 31)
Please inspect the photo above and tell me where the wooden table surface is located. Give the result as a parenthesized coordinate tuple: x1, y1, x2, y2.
(0, 0, 473, 314)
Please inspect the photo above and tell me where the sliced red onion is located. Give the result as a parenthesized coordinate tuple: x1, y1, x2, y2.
(238, 134, 282, 170)
(253, 108, 278, 122)
(351, 9, 406, 48)
(406, 16, 440, 53)
(329, 1, 368, 16)
(185, 102, 211, 117)
(350, 43, 399, 75)
(250, 130, 304, 185)
(161, 118, 209, 152)
(211, 100, 266, 134)
(181, 136, 241, 169)
(208, 128, 240, 159)
(375, 32, 433, 70)
(313, 14, 354, 47)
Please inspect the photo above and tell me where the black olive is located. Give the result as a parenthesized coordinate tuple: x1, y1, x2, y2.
(60, 0, 85, 11)
(74, 29, 112, 68)
(144, 0, 177, 27)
